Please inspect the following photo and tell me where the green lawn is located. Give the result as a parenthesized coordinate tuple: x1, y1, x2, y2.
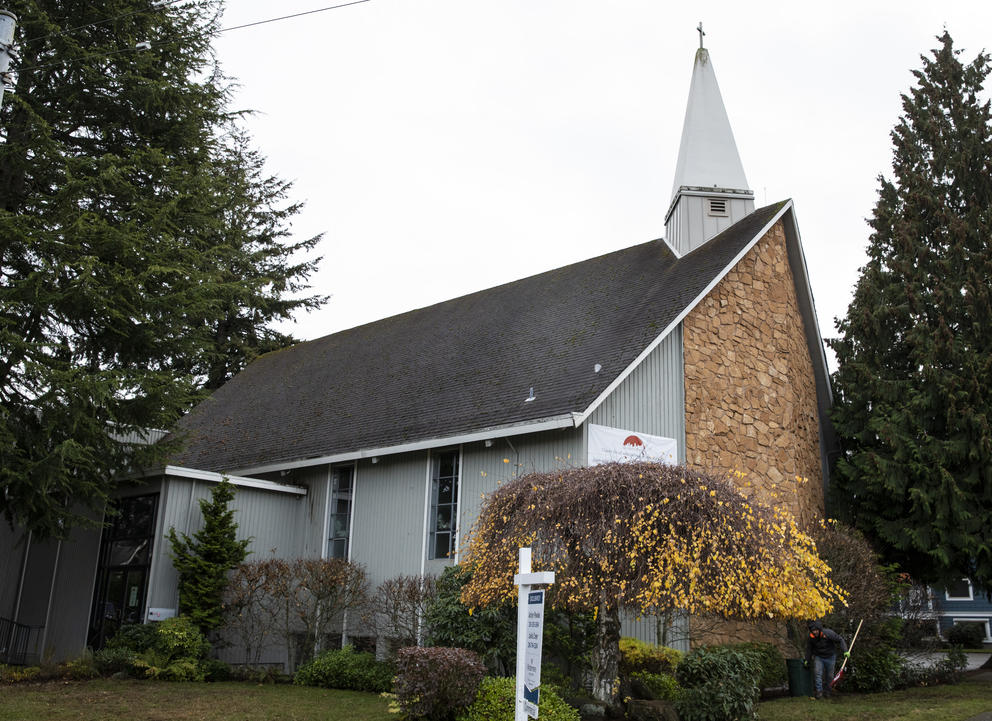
(2, 677, 990, 721)
(758, 676, 992, 721)
(0, 680, 392, 721)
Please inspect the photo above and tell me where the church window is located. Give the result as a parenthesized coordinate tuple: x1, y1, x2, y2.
(428, 449, 460, 559)
(327, 466, 354, 559)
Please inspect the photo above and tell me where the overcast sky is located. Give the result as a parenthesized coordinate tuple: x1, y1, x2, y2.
(213, 1, 992, 356)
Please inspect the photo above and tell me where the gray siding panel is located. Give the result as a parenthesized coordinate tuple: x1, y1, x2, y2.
(620, 611, 689, 652)
(350, 453, 430, 585)
(150, 476, 305, 612)
(0, 525, 30, 619)
(41, 524, 103, 662)
(589, 326, 686, 463)
(458, 429, 584, 554)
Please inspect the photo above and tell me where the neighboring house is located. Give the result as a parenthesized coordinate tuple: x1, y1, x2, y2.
(935, 579, 992, 645)
(0, 42, 834, 665)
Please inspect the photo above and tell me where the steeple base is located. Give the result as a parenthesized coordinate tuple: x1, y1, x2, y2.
(664, 187, 755, 255)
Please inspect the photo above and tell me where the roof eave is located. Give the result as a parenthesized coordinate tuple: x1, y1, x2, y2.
(228, 412, 583, 476)
(576, 201, 794, 427)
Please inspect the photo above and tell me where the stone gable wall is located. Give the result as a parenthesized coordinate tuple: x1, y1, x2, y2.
(682, 220, 825, 650)
(684, 219, 824, 529)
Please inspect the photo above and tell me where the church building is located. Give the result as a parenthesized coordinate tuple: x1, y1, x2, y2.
(1, 39, 833, 665)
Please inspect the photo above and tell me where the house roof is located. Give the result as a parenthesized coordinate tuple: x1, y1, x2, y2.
(169, 201, 791, 474)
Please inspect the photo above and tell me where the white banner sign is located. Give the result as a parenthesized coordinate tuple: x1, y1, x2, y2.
(588, 424, 678, 466)
(523, 590, 545, 718)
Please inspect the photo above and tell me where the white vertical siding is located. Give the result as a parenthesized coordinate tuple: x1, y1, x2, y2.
(349, 453, 431, 585)
(150, 476, 305, 611)
(589, 327, 686, 463)
(458, 428, 584, 554)
(666, 195, 755, 255)
(621, 611, 689, 652)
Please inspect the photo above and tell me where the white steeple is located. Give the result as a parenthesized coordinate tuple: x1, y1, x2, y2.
(665, 32, 754, 255)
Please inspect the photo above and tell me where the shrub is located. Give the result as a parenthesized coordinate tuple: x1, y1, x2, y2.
(294, 645, 394, 692)
(154, 616, 211, 661)
(95, 646, 141, 676)
(201, 658, 232, 682)
(0, 665, 41, 683)
(619, 637, 683, 675)
(105, 623, 158, 653)
(675, 646, 759, 721)
(60, 654, 99, 680)
(946, 622, 985, 649)
(723, 642, 785, 690)
(629, 670, 680, 701)
(934, 645, 968, 684)
(394, 646, 486, 721)
(424, 566, 516, 676)
(456, 676, 580, 721)
(844, 644, 904, 693)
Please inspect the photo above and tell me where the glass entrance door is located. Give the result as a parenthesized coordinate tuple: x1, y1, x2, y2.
(88, 493, 158, 649)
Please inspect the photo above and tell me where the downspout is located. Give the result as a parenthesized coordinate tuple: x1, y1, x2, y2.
(39, 539, 63, 660)
(12, 530, 31, 622)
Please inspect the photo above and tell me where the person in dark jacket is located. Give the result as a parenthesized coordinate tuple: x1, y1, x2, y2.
(806, 620, 849, 698)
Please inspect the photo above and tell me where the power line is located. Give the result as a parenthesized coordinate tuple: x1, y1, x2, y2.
(11, 1, 372, 75)
(219, 1, 371, 34)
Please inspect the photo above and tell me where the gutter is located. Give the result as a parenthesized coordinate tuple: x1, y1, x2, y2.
(230, 412, 583, 476)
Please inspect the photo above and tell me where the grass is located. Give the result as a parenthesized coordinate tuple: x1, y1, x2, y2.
(0, 680, 392, 721)
(759, 676, 992, 721)
(2, 676, 990, 721)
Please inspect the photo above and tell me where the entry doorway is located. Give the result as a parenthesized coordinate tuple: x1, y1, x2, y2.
(88, 493, 158, 649)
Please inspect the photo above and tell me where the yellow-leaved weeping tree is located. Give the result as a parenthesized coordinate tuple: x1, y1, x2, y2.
(460, 461, 846, 706)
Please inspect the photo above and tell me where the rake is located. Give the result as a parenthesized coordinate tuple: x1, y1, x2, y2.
(830, 618, 863, 689)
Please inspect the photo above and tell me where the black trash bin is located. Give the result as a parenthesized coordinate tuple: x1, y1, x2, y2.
(786, 658, 813, 697)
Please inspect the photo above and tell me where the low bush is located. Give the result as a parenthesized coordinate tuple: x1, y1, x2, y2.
(456, 676, 579, 721)
(59, 654, 99, 680)
(946, 622, 985, 649)
(94, 646, 139, 676)
(105, 623, 158, 653)
(934, 645, 969, 684)
(293, 645, 394, 692)
(0, 664, 41, 683)
(629, 670, 680, 701)
(201, 658, 232, 682)
(844, 644, 904, 693)
(424, 566, 516, 675)
(619, 637, 683, 676)
(723, 642, 786, 690)
(394, 646, 486, 721)
(675, 646, 759, 721)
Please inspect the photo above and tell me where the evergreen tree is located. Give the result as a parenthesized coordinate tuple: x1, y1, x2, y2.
(830, 32, 992, 591)
(0, 1, 324, 537)
(168, 478, 250, 634)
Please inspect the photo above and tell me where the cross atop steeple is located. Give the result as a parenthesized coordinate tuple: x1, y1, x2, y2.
(697, 22, 705, 49)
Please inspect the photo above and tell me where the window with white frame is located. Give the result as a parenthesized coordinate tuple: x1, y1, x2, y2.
(945, 578, 974, 601)
(327, 466, 354, 559)
(428, 450, 459, 560)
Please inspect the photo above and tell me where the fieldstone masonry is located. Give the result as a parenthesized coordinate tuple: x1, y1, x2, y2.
(682, 221, 825, 649)
(683, 220, 824, 527)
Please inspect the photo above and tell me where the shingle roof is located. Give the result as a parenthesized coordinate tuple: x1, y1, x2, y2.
(169, 201, 788, 472)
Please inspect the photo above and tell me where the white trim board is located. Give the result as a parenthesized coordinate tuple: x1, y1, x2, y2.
(161, 465, 307, 496)
(231, 413, 581, 476)
(574, 200, 793, 427)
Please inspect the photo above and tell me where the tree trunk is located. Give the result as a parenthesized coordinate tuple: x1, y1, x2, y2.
(590, 602, 622, 705)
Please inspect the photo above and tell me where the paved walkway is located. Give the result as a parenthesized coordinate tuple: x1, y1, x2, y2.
(902, 651, 991, 671)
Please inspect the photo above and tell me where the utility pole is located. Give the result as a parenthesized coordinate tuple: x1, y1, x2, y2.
(0, 9, 16, 110)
